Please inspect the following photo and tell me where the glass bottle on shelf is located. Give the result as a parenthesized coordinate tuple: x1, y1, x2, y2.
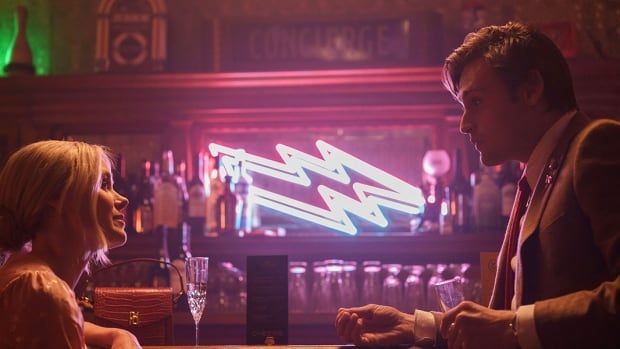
(187, 152, 207, 237)
(206, 155, 225, 237)
(170, 223, 191, 305)
(439, 185, 453, 235)
(497, 161, 521, 228)
(449, 149, 472, 233)
(234, 161, 253, 236)
(133, 160, 154, 234)
(216, 175, 237, 236)
(152, 150, 184, 285)
(4, 6, 35, 76)
(472, 167, 500, 232)
(153, 151, 183, 232)
(151, 227, 171, 287)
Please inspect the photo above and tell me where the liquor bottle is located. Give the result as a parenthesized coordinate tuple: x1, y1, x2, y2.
(439, 185, 453, 235)
(4, 6, 35, 76)
(152, 151, 184, 285)
(151, 225, 171, 287)
(234, 161, 253, 236)
(169, 223, 191, 305)
(187, 152, 207, 236)
(176, 160, 189, 208)
(497, 161, 521, 228)
(216, 175, 237, 236)
(449, 149, 472, 233)
(153, 151, 182, 232)
(133, 160, 154, 234)
(151, 161, 162, 189)
(472, 167, 500, 232)
(206, 155, 225, 237)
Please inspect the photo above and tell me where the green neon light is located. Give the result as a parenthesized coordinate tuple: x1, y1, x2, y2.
(0, 1, 50, 76)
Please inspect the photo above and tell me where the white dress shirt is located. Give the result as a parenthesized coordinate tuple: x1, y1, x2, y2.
(412, 110, 577, 348)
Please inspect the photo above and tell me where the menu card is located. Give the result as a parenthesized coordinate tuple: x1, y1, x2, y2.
(480, 252, 499, 306)
(246, 255, 288, 345)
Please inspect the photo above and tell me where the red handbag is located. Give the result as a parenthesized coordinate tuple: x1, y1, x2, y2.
(80, 258, 184, 345)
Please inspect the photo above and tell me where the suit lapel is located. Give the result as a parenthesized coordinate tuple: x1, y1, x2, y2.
(519, 112, 591, 246)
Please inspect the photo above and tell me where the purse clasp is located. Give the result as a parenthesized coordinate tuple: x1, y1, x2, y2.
(129, 311, 140, 325)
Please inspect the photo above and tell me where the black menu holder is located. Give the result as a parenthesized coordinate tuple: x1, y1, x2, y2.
(246, 255, 288, 345)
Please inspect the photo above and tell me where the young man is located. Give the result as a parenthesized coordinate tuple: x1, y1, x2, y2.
(335, 22, 619, 349)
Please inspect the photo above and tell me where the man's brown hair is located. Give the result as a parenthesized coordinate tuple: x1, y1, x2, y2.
(442, 22, 577, 113)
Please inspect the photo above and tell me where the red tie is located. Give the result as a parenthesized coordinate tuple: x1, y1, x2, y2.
(504, 175, 531, 309)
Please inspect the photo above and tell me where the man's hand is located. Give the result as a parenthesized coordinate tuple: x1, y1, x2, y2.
(440, 301, 519, 349)
(335, 304, 415, 346)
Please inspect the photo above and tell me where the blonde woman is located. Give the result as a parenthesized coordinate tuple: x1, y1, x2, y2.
(0, 140, 140, 348)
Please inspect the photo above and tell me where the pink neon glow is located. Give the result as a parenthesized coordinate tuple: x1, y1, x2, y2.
(209, 140, 425, 235)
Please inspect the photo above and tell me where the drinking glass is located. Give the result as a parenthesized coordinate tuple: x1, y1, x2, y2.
(361, 261, 382, 305)
(433, 276, 464, 312)
(288, 261, 308, 313)
(186, 257, 209, 346)
(403, 265, 425, 312)
(381, 264, 403, 309)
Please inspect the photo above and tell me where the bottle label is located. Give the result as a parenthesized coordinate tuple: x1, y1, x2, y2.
(188, 185, 207, 218)
(154, 182, 180, 228)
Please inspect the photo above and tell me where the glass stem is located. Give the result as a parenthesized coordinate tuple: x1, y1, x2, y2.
(195, 321, 199, 346)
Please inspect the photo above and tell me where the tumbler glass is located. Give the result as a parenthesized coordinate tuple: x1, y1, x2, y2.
(381, 264, 403, 309)
(289, 261, 308, 313)
(403, 265, 426, 312)
(362, 261, 382, 305)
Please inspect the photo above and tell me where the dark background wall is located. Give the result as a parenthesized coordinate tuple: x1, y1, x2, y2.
(1, 0, 619, 76)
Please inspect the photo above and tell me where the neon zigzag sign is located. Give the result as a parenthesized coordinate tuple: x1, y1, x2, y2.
(209, 140, 425, 235)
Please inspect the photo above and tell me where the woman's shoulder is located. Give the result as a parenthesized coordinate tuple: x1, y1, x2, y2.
(0, 258, 77, 308)
(0, 258, 86, 348)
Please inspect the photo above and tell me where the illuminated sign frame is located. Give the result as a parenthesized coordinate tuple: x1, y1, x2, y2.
(209, 140, 424, 235)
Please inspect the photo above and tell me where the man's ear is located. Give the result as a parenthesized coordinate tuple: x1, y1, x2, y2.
(521, 69, 545, 107)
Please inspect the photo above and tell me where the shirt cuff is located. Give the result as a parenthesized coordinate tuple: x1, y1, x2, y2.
(516, 304, 543, 349)
(413, 310, 436, 346)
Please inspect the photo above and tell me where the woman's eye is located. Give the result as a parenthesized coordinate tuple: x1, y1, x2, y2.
(471, 98, 482, 106)
(101, 178, 111, 190)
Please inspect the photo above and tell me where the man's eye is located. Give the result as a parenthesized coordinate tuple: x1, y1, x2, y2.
(471, 98, 482, 106)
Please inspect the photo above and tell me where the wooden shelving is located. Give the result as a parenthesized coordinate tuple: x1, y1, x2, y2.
(108, 232, 503, 265)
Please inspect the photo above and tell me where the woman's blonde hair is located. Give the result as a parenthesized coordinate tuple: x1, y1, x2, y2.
(0, 140, 114, 263)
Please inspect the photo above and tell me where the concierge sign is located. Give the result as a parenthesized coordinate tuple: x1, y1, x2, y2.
(216, 14, 442, 71)
(209, 140, 425, 235)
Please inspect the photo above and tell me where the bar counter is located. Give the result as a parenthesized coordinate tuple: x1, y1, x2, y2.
(143, 345, 421, 349)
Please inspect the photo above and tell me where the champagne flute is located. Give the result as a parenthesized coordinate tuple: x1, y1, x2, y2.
(186, 257, 209, 346)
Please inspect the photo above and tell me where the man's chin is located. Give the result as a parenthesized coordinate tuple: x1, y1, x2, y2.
(479, 153, 504, 167)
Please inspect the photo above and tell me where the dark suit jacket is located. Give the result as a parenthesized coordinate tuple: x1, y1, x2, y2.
(490, 112, 620, 348)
